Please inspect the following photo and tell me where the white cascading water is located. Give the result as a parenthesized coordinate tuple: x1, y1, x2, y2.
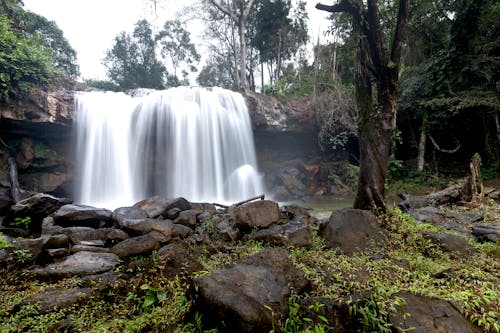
(74, 86, 264, 209)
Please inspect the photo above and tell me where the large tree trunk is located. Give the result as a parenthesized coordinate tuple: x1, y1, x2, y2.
(238, 20, 248, 92)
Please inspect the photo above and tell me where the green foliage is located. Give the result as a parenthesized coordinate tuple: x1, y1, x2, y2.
(0, 15, 55, 99)
(83, 78, 121, 92)
(12, 216, 31, 230)
(0, 234, 9, 250)
(140, 284, 167, 309)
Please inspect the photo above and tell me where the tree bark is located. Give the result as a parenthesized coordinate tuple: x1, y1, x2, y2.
(317, 0, 409, 211)
(417, 116, 427, 172)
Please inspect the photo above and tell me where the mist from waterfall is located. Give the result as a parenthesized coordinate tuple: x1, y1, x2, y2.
(74, 87, 264, 209)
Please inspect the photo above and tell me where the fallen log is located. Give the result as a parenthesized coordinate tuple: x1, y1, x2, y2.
(212, 194, 266, 210)
(398, 177, 472, 212)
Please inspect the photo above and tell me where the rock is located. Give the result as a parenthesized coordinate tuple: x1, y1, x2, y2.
(71, 245, 112, 254)
(233, 200, 281, 231)
(245, 221, 312, 247)
(173, 210, 198, 228)
(61, 227, 114, 244)
(472, 224, 500, 243)
(166, 207, 182, 220)
(422, 232, 477, 255)
(52, 204, 113, 228)
(195, 248, 309, 332)
(41, 216, 64, 235)
(191, 202, 217, 215)
(111, 234, 161, 259)
(2, 234, 69, 264)
(388, 291, 482, 333)
(106, 229, 130, 244)
(112, 206, 148, 224)
(17, 287, 92, 313)
(172, 224, 193, 238)
(119, 218, 173, 242)
(215, 218, 241, 242)
(0, 182, 13, 215)
(6, 193, 72, 232)
(32, 251, 119, 280)
(133, 196, 191, 218)
(298, 297, 354, 333)
(155, 242, 203, 277)
(320, 208, 387, 254)
(46, 248, 69, 258)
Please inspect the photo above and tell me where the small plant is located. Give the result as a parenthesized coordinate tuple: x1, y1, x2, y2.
(12, 216, 31, 230)
(140, 284, 167, 309)
(0, 234, 10, 250)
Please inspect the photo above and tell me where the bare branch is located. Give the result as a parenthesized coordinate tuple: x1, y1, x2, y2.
(208, 0, 238, 23)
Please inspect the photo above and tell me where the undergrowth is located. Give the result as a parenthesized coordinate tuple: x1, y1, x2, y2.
(0, 206, 498, 332)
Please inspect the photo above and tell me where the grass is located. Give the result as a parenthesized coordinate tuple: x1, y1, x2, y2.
(0, 204, 498, 332)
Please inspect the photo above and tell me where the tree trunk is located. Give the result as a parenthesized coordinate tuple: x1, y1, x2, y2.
(417, 116, 427, 172)
(353, 51, 395, 210)
(238, 20, 248, 92)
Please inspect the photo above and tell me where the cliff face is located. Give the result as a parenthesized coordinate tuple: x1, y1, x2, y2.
(1, 84, 331, 202)
(0, 78, 90, 201)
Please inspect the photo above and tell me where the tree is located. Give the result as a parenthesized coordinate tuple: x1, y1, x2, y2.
(157, 19, 200, 81)
(206, 0, 257, 92)
(0, 16, 55, 99)
(250, 0, 309, 85)
(197, 54, 239, 90)
(103, 20, 166, 90)
(317, 0, 409, 211)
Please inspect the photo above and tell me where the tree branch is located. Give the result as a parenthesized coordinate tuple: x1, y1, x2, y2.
(390, 0, 409, 64)
(208, 0, 239, 23)
(242, 0, 257, 18)
(316, 1, 362, 21)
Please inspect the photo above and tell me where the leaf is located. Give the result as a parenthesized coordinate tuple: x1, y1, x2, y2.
(142, 295, 156, 308)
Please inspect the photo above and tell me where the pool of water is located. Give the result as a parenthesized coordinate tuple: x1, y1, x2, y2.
(283, 195, 354, 220)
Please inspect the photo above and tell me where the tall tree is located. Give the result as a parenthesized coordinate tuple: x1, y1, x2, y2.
(206, 0, 257, 92)
(317, 0, 409, 211)
(157, 19, 200, 82)
(103, 20, 166, 90)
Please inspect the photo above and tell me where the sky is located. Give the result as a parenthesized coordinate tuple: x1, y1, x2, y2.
(23, 0, 332, 81)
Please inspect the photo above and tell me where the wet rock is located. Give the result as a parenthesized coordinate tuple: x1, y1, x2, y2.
(388, 291, 482, 333)
(174, 210, 198, 228)
(320, 208, 387, 254)
(233, 200, 281, 231)
(32, 251, 119, 280)
(472, 224, 500, 243)
(422, 232, 477, 255)
(133, 196, 191, 218)
(17, 287, 92, 313)
(195, 248, 309, 332)
(111, 234, 161, 259)
(51, 204, 113, 228)
(112, 206, 148, 224)
(245, 221, 312, 247)
(6, 193, 72, 232)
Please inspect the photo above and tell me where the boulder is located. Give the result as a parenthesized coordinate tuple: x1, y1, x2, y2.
(233, 200, 281, 231)
(41, 216, 64, 235)
(388, 291, 482, 333)
(195, 248, 309, 332)
(61, 227, 114, 244)
(32, 251, 119, 280)
(119, 218, 173, 242)
(172, 224, 193, 239)
(111, 234, 161, 259)
(320, 208, 387, 254)
(112, 206, 148, 224)
(0, 182, 13, 215)
(422, 232, 478, 256)
(190, 202, 217, 215)
(244, 221, 312, 247)
(17, 287, 92, 313)
(472, 224, 500, 243)
(51, 204, 113, 228)
(133, 196, 191, 218)
(1, 234, 69, 264)
(173, 210, 198, 228)
(6, 193, 72, 231)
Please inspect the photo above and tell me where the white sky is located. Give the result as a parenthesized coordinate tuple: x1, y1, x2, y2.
(23, 0, 332, 81)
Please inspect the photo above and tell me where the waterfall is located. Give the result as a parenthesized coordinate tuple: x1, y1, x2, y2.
(74, 87, 264, 209)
